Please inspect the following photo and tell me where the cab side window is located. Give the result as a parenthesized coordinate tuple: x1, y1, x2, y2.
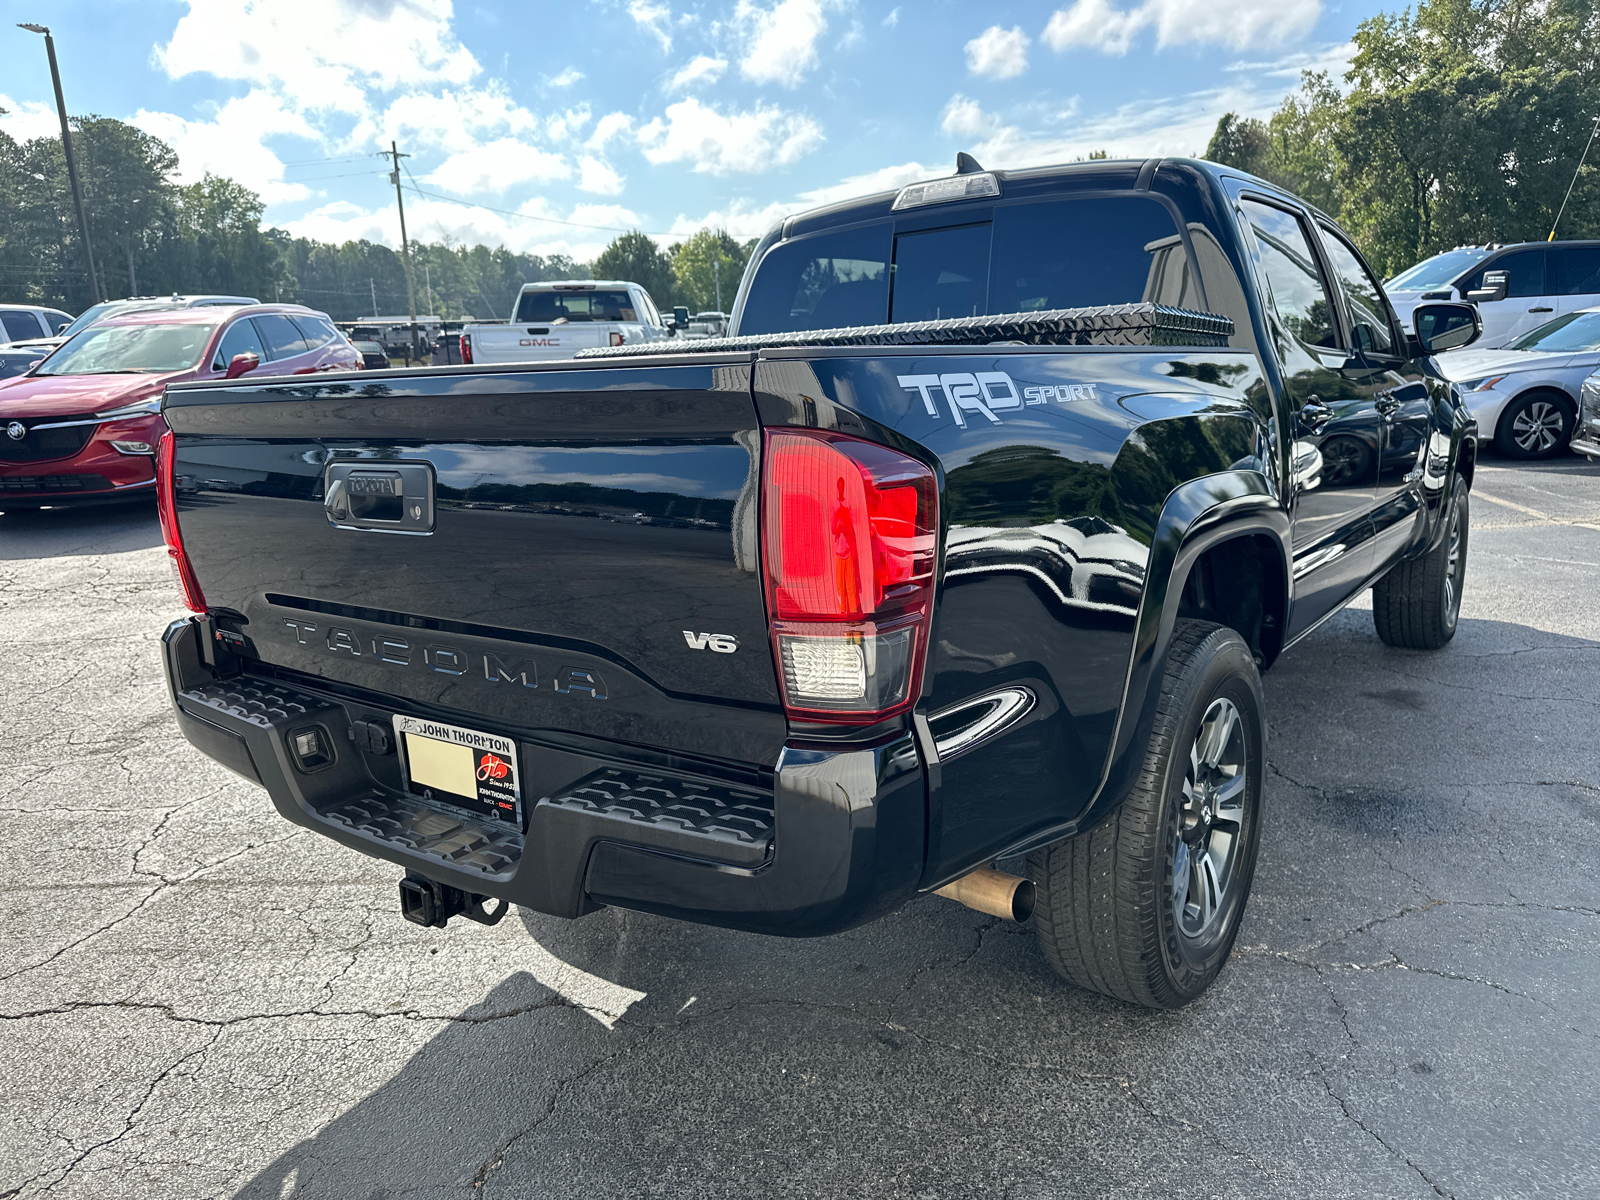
(211, 319, 267, 372)
(1318, 225, 1397, 355)
(1239, 199, 1339, 349)
(1552, 246, 1600, 296)
(1458, 249, 1545, 298)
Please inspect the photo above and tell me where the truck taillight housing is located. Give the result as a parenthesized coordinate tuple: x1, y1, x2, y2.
(761, 429, 937, 723)
(156, 428, 207, 614)
(609, 331, 626, 346)
(460, 332, 473, 364)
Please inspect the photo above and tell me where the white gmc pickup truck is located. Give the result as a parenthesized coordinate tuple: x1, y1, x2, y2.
(460, 280, 675, 364)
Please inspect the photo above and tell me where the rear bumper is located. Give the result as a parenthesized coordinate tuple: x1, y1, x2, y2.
(162, 617, 925, 936)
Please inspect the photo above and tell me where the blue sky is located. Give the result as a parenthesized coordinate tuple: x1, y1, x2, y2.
(0, 0, 1389, 261)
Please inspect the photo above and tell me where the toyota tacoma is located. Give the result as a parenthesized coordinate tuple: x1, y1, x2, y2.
(157, 157, 1480, 1008)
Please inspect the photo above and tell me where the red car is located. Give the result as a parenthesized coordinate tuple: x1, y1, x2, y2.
(0, 304, 359, 511)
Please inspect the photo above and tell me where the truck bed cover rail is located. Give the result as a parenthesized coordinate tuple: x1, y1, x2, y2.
(574, 303, 1234, 357)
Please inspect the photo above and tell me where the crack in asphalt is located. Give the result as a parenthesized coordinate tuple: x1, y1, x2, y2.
(1305, 1050, 1455, 1199)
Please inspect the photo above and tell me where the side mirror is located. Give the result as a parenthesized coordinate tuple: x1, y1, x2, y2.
(1466, 270, 1508, 304)
(224, 351, 260, 379)
(672, 305, 690, 331)
(1412, 302, 1482, 354)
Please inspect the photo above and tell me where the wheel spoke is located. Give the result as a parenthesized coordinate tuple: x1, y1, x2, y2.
(1173, 840, 1192, 917)
(1197, 849, 1222, 924)
(1213, 775, 1247, 824)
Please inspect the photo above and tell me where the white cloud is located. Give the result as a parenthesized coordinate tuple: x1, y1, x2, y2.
(0, 94, 63, 143)
(670, 55, 728, 92)
(1224, 41, 1357, 80)
(133, 92, 318, 204)
(637, 97, 824, 174)
(282, 196, 615, 265)
(966, 26, 1030, 80)
(567, 202, 642, 229)
(1042, 0, 1320, 56)
(666, 160, 940, 241)
(548, 67, 584, 87)
(882, 6, 900, 27)
(736, 0, 838, 88)
(422, 138, 571, 193)
(940, 95, 1004, 140)
(157, 0, 479, 112)
(578, 156, 626, 195)
(379, 82, 540, 152)
(587, 112, 634, 152)
(629, 0, 674, 51)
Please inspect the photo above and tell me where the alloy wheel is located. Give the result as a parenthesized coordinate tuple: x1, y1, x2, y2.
(1173, 697, 1248, 940)
(1511, 400, 1566, 454)
(1443, 505, 1464, 629)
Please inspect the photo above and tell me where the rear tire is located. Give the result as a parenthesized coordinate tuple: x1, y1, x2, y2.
(1027, 620, 1265, 1009)
(1372, 485, 1468, 650)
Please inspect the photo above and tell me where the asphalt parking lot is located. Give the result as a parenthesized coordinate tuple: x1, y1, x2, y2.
(3, 455, 1598, 1200)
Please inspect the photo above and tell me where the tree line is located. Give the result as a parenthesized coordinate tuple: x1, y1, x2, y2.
(1204, 0, 1600, 276)
(0, 117, 756, 321)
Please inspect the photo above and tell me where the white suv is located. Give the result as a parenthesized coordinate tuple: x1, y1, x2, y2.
(1386, 241, 1600, 349)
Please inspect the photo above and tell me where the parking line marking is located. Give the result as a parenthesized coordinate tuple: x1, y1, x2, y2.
(1473, 489, 1600, 532)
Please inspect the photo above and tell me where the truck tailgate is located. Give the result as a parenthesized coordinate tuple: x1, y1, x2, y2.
(161, 359, 783, 766)
(472, 324, 609, 361)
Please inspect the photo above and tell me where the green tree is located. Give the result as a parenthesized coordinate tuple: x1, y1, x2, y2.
(1204, 113, 1272, 178)
(73, 117, 179, 298)
(594, 230, 677, 308)
(670, 228, 756, 313)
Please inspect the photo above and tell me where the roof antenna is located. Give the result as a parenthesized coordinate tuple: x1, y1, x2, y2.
(955, 152, 984, 175)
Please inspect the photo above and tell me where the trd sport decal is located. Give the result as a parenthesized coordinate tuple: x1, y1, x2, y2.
(897, 371, 1099, 427)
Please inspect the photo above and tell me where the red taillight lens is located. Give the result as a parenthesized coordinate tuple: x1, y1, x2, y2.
(609, 331, 625, 346)
(761, 429, 937, 722)
(156, 428, 206, 614)
(460, 333, 473, 364)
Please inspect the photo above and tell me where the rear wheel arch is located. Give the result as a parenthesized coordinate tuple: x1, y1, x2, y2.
(1174, 530, 1289, 670)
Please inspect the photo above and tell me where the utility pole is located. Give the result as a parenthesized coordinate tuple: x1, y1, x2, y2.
(370, 278, 378, 317)
(388, 141, 419, 360)
(424, 262, 434, 316)
(18, 23, 101, 304)
(713, 251, 721, 312)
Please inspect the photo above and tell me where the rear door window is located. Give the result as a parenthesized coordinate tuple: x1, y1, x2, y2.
(1458, 249, 1546, 297)
(1, 312, 40, 341)
(291, 315, 337, 348)
(253, 314, 312, 360)
(1552, 246, 1600, 295)
(1239, 199, 1339, 348)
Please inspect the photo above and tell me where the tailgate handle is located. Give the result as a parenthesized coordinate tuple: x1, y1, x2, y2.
(324, 461, 435, 535)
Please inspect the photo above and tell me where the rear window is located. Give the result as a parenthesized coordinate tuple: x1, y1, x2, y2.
(738, 195, 1187, 334)
(515, 289, 637, 323)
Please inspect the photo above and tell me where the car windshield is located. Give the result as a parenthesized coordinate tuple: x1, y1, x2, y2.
(56, 301, 182, 339)
(1508, 310, 1600, 353)
(514, 290, 637, 322)
(35, 321, 219, 375)
(1386, 247, 1491, 291)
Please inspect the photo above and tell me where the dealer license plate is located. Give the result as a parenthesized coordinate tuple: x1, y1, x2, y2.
(392, 715, 522, 827)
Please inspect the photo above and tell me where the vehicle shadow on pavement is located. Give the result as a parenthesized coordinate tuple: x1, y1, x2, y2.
(0, 501, 161, 559)
(230, 611, 1600, 1200)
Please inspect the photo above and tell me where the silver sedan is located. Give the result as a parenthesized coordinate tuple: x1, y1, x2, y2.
(1437, 308, 1600, 458)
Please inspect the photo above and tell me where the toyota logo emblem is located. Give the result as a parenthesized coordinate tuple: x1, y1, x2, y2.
(5, 421, 24, 441)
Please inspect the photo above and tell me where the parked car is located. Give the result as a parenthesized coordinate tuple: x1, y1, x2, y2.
(0, 304, 73, 345)
(1431, 307, 1600, 457)
(0, 344, 51, 381)
(352, 340, 391, 370)
(1574, 369, 1600, 460)
(460, 280, 673, 364)
(678, 310, 731, 339)
(1386, 240, 1600, 349)
(155, 156, 1478, 1010)
(0, 304, 355, 511)
(4, 294, 260, 356)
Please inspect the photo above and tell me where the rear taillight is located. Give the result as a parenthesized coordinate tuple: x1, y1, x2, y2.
(609, 331, 626, 346)
(156, 428, 206, 614)
(761, 429, 937, 723)
(460, 333, 473, 364)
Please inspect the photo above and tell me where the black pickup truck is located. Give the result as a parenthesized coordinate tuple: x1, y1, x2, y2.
(157, 157, 1482, 1008)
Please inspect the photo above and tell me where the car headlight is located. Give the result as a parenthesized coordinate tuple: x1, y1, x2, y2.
(1459, 375, 1508, 393)
(93, 397, 163, 420)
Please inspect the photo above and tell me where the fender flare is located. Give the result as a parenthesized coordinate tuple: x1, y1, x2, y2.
(1002, 470, 1291, 855)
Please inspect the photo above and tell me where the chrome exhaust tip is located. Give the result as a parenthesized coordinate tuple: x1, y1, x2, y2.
(933, 866, 1035, 922)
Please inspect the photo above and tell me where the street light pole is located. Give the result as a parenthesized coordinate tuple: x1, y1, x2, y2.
(18, 24, 101, 305)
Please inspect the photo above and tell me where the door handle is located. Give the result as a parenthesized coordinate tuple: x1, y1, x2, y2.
(1529, 306, 1554, 313)
(1299, 397, 1334, 431)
